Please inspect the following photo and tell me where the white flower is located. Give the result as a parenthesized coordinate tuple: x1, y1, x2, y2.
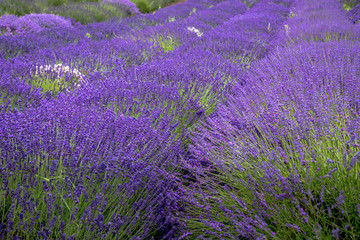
(187, 26, 203, 37)
(34, 63, 86, 88)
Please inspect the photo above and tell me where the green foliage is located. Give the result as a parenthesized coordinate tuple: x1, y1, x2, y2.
(132, 0, 152, 13)
(0, 0, 42, 16)
(240, 0, 260, 8)
(151, 35, 177, 53)
(46, 2, 130, 24)
(30, 74, 81, 98)
(0, 0, 184, 20)
(48, 0, 68, 7)
(128, 0, 182, 13)
(72, 0, 101, 2)
(0, 0, 119, 21)
(343, 0, 360, 10)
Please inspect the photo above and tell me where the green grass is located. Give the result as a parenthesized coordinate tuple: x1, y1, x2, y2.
(150, 35, 178, 53)
(343, 0, 360, 10)
(132, 0, 152, 13)
(130, 0, 179, 13)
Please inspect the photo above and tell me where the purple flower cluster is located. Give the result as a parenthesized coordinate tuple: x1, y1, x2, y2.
(0, 1, 218, 56)
(149, 0, 211, 24)
(102, 0, 140, 14)
(195, 0, 291, 62)
(0, 13, 73, 35)
(277, 0, 360, 44)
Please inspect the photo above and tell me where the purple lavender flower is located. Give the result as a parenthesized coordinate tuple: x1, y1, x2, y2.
(347, 151, 360, 172)
(347, 4, 360, 23)
(332, 228, 340, 239)
(333, 191, 346, 208)
(103, 0, 140, 14)
(0, 14, 18, 35)
(13, 17, 42, 35)
(326, 159, 335, 164)
(285, 223, 301, 232)
(21, 14, 73, 30)
(0, 13, 72, 35)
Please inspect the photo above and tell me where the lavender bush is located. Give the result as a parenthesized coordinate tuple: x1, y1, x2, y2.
(0, 101, 184, 239)
(277, 0, 360, 45)
(103, 0, 140, 14)
(0, 13, 72, 35)
(184, 39, 360, 239)
(180, 0, 360, 239)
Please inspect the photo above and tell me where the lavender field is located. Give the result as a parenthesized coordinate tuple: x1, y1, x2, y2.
(1, 0, 360, 239)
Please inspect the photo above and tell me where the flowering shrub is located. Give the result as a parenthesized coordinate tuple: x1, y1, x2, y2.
(0, 14, 18, 35)
(194, 0, 248, 27)
(0, 13, 72, 35)
(277, 0, 360, 44)
(21, 13, 73, 29)
(0, 14, 42, 35)
(180, 0, 360, 239)
(185, 39, 360, 239)
(150, 0, 210, 24)
(0, 100, 184, 239)
(103, 0, 140, 14)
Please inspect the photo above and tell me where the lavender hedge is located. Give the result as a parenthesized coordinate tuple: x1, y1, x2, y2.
(181, 0, 360, 239)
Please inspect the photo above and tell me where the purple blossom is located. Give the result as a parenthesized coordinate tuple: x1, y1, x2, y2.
(0, 13, 72, 36)
(347, 4, 360, 23)
(285, 223, 301, 232)
(326, 159, 335, 164)
(21, 14, 73, 29)
(332, 228, 340, 239)
(333, 191, 346, 208)
(103, 0, 140, 14)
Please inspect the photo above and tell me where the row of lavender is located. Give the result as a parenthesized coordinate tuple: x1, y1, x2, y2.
(0, 0, 293, 239)
(1, 0, 357, 59)
(0, 0, 219, 57)
(0, 0, 250, 118)
(185, 0, 360, 239)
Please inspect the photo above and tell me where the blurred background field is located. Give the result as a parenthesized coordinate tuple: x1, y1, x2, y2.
(1, 0, 130, 24)
(1, 0, 359, 24)
(0, 0, 182, 24)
